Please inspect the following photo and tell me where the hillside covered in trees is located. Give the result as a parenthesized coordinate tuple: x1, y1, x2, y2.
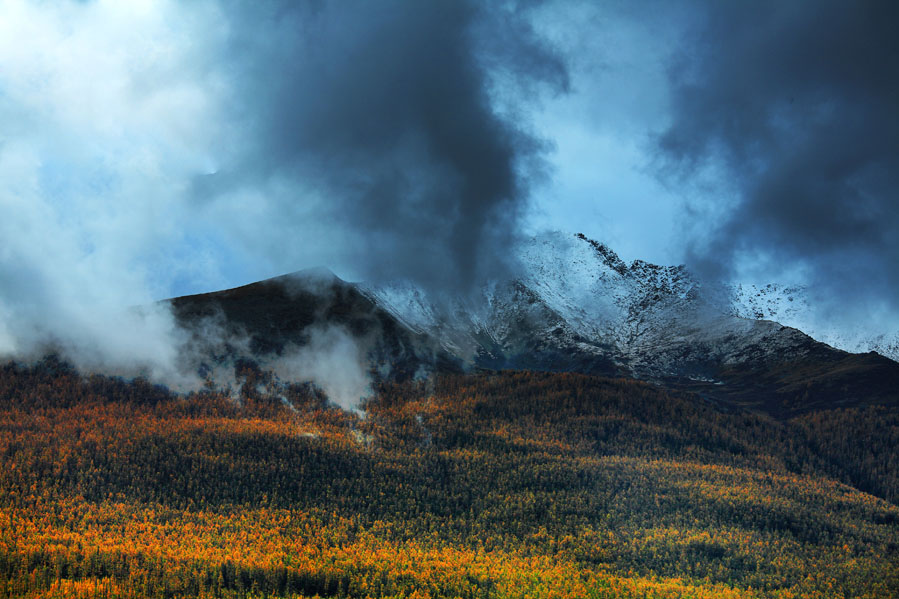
(1, 360, 898, 598)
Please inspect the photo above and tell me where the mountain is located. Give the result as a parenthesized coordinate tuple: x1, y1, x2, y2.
(168, 232, 899, 417)
(730, 282, 899, 361)
(8, 240, 899, 599)
(168, 267, 462, 383)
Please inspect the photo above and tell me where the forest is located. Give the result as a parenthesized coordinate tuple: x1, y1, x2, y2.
(1, 358, 897, 598)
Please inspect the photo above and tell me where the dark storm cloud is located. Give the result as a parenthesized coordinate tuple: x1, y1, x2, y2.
(659, 0, 899, 312)
(199, 0, 568, 291)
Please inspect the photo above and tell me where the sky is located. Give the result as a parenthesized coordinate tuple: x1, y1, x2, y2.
(0, 0, 896, 375)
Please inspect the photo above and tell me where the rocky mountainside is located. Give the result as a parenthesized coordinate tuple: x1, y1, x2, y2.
(361, 231, 899, 415)
(168, 232, 899, 417)
(168, 268, 462, 387)
(729, 283, 899, 361)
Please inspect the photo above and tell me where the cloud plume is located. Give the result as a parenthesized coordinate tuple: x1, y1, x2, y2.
(658, 0, 899, 320)
(270, 325, 372, 413)
(196, 0, 568, 291)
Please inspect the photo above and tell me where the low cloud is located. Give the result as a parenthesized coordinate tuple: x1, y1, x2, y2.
(270, 325, 372, 412)
(0, 0, 227, 385)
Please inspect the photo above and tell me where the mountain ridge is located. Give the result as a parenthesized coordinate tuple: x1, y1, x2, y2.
(167, 231, 899, 417)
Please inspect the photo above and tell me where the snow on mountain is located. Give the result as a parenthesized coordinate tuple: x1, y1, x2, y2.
(361, 231, 857, 385)
(730, 283, 899, 361)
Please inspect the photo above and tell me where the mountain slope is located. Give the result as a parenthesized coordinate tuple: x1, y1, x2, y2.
(730, 282, 899, 361)
(167, 232, 899, 417)
(363, 232, 899, 416)
(168, 267, 461, 383)
(2, 365, 898, 598)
